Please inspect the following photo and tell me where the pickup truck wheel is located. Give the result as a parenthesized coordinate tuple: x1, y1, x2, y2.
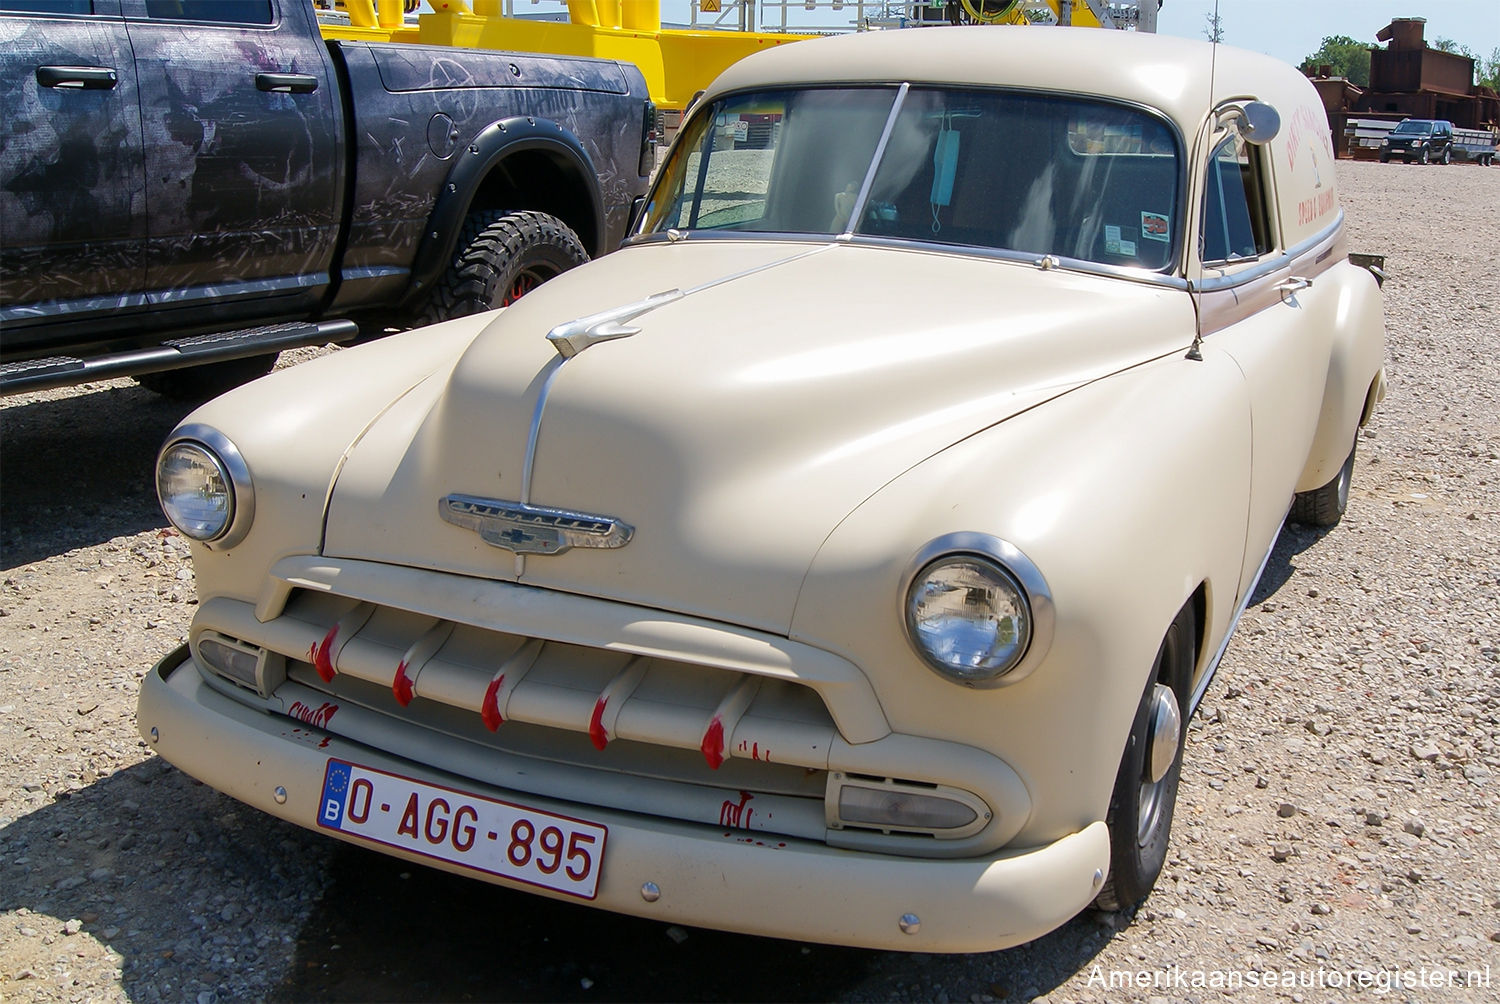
(416, 210, 588, 325)
(1289, 437, 1356, 527)
(1095, 605, 1194, 913)
(133, 354, 278, 401)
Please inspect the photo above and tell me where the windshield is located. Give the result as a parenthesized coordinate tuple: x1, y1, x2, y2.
(640, 86, 1182, 271)
(1393, 120, 1434, 134)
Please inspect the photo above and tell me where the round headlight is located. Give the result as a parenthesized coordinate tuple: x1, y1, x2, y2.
(156, 425, 253, 547)
(906, 555, 1032, 685)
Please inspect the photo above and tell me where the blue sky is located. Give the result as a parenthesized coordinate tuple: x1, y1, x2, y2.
(427, 1, 1499, 69)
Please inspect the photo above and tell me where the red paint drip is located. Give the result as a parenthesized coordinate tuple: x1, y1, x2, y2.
(481, 674, 506, 732)
(392, 659, 413, 707)
(313, 625, 339, 682)
(700, 716, 725, 770)
(588, 697, 609, 750)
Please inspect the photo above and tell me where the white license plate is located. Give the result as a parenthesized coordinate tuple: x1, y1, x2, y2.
(317, 759, 607, 899)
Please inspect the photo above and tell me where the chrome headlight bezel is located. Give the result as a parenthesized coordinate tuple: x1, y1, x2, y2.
(156, 423, 254, 550)
(901, 533, 1054, 688)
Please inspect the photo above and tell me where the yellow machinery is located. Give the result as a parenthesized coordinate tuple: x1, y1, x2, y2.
(322, 0, 815, 114)
(321, 1, 1146, 121)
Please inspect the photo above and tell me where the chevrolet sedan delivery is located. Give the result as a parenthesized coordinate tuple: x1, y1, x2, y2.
(140, 26, 1385, 952)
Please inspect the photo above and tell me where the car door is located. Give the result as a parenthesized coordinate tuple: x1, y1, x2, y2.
(1190, 128, 1342, 600)
(122, 0, 341, 313)
(0, 0, 146, 337)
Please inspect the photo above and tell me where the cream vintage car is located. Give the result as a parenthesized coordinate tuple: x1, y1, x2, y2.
(139, 26, 1386, 952)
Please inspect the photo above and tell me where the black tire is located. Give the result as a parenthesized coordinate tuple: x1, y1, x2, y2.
(1379, 151, 1390, 163)
(1419, 147, 1430, 164)
(1289, 437, 1357, 527)
(134, 353, 278, 401)
(414, 210, 587, 326)
(1441, 147, 1451, 165)
(1096, 605, 1195, 913)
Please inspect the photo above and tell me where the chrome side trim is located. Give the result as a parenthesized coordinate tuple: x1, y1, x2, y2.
(899, 532, 1055, 688)
(1186, 519, 1283, 717)
(160, 423, 255, 551)
(1190, 212, 1343, 293)
(519, 354, 566, 506)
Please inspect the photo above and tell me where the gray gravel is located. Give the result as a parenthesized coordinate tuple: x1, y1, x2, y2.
(2, 159, 1498, 1001)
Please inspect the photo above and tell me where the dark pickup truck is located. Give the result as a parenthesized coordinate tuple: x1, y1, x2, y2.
(0, 0, 655, 396)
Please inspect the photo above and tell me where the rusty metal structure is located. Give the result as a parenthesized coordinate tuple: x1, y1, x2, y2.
(1307, 17, 1499, 159)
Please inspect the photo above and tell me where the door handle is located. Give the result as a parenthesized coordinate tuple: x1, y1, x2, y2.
(36, 66, 118, 90)
(1275, 275, 1312, 299)
(256, 72, 318, 94)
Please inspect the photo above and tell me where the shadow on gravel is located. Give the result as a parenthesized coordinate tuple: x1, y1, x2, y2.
(0, 384, 192, 569)
(274, 841, 1114, 1002)
(1250, 520, 1333, 606)
(0, 757, 329, 1001)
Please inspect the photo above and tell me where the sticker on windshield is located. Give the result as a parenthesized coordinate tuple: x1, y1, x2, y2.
(1141, 212, 1170, 242)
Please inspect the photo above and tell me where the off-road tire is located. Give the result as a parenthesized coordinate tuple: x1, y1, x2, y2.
(1096, 605, 1195, 913)
(1289, 437, 1357, 527)
(414, 210, 588, 325)
(134, 353, 278, 401)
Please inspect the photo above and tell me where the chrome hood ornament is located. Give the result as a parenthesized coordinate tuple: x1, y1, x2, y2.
(439, 494, 633, 555)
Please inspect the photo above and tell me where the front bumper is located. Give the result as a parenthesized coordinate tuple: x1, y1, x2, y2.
(138, 645, 1110, 953)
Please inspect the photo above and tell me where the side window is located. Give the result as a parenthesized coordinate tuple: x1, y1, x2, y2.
(1200, 134, 1273, 264)
(145, 0, 273, 23)
(0, 1, 93, 11)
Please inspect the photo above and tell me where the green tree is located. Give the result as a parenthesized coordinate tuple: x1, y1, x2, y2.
(1480, 47, 1500, 90)
(1203, 11, 1224, 43)
(1299, 35, 1371, 87)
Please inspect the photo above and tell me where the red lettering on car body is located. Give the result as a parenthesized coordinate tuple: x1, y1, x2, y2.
(288, 700, 338, 729)
(719, 790, 754, 828)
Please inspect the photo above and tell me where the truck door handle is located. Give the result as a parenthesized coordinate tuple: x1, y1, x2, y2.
(1275, 275, 1313, 298)
(36, 66, 118, 90)
(256, 72, 318, 94)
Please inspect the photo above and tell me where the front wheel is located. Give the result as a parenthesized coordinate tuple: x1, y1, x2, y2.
(1379, 151, 1390, 163)
(413, 210, 588, 326)
(1441, 146, 1451, 165)
(1095, 605, 1195, 913)
(1419, 147, 1430, 164)
(1289, 437, 1357, 527)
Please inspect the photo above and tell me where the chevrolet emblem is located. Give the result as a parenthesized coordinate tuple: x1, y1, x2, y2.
(439, 494, 633, 555)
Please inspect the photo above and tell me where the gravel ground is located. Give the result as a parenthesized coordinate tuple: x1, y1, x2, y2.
(2, 159, 1498, 1003)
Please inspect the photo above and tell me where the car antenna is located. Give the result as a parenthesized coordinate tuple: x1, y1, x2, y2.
(1187, 0, 1222, 363)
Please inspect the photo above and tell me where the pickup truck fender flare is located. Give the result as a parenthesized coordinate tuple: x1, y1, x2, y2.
(409, 116, 606, 298)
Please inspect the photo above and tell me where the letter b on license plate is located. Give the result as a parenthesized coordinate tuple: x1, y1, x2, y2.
(318, 759, 606, 899)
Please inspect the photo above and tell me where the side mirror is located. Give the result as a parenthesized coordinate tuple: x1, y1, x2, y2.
(1215, 100, 1281, 146)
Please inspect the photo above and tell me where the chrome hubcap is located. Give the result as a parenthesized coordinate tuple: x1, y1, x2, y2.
(1137, 683, 1181, 843)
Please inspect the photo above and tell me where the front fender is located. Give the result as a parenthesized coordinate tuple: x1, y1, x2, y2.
(791, 344, 1254, 845)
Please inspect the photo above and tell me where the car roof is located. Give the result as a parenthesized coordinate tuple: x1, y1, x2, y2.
(706, 25, 1310, 134)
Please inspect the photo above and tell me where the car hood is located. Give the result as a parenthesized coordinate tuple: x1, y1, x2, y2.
(324, 239, 1194, 633)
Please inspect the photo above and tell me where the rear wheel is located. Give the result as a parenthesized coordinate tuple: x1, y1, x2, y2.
(134, 353, 278, 401)
(413, 210, 587, 326)
(1290, 437, 1357, 527)
(1096, 605, 1195, 913)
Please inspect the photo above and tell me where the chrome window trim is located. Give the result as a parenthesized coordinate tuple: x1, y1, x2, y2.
(841, 81, 910, 240)
(1191, 211, 1343, 293)
(160, 422, 255, 551)
(899, 532, 1055, 688)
